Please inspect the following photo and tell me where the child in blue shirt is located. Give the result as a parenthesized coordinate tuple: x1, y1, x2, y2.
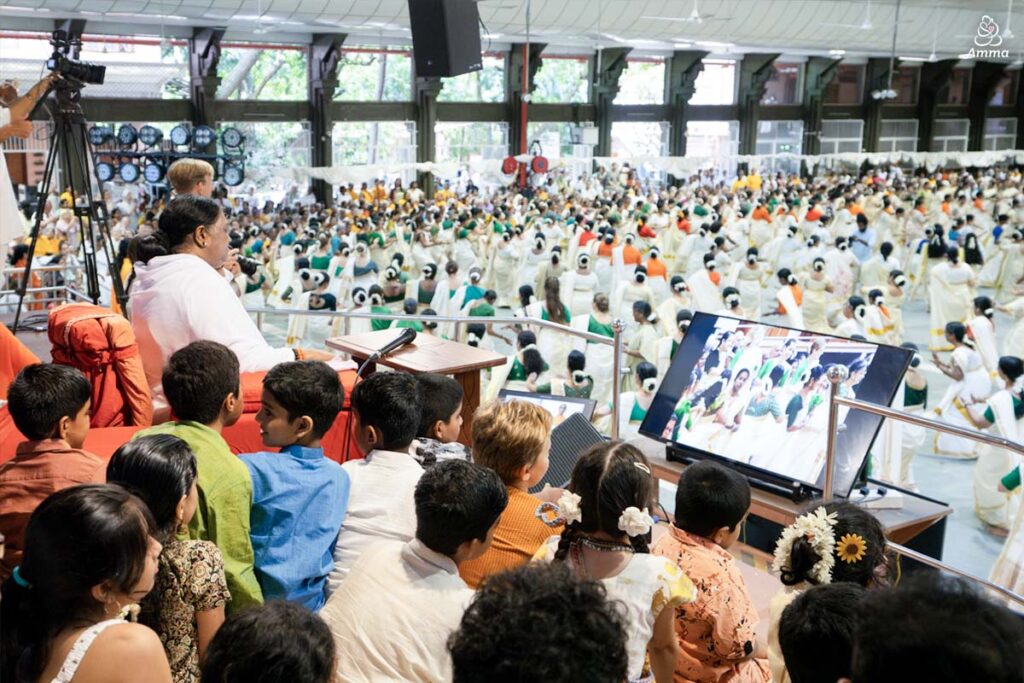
(241, 360, 349, 611)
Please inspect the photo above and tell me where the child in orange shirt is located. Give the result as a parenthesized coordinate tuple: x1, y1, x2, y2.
(458, 400, 560, 588)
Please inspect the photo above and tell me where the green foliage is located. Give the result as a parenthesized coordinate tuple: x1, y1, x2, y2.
(532, 58, 589, 104)
(218, 47, 308, 100)
(615, 61, 666, 105)
(435, 122, 508, 162)
(219, 121, 310, 179)
(333, 49, 412, 101)
(438, 56, 504, 102)
(332, 121, 416, 165)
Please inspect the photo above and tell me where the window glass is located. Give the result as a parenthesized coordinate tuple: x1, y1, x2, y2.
(761, 63, 802, 105)
(438, 55, 504, 102)
(218, 43, 308, 100)
(614, 59, 666, 105)
(333, 48, 412, 101)
(690, 60, 736, 105)
(824, 64, 864, 105)
(531, 56, 589, 103)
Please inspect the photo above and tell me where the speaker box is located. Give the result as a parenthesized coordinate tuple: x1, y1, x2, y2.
(407, 0, 483, 78)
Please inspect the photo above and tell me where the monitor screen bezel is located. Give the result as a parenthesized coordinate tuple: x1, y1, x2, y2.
(638, 312, 912, 498)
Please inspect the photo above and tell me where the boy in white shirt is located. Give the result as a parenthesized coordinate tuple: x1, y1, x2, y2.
(326, 372, 424, 593)
(321, 459, 508, 682)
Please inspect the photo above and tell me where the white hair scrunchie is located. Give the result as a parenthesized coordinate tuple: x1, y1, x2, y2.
(617, 507, 654, 538)
(557, 491, 583, 525)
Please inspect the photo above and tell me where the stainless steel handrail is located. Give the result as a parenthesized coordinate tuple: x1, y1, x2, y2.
(824, 365, 1024, 606)
(245, 306, 627, 437)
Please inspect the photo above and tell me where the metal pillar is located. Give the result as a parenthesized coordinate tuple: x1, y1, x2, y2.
(666, 50, 709, 159)
(737, 53, 780, 156)
(308, 34, 346, 205)
(414, 76, 443, 197)
(611, 318, 625, 440)
(862, 57, 896, 153)
(507, 42, 546, 159)
(802, 57, 841, 157)
(188, 26, 225, 152)
(823, 364, 848, 501)
(590, 48, 632, 158)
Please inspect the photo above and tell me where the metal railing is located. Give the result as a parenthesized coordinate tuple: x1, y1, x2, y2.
(824, 365, 1024, 607)
(245, 306, 627, 438)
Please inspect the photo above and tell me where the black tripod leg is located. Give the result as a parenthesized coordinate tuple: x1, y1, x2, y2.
(10, 129, 61, 334)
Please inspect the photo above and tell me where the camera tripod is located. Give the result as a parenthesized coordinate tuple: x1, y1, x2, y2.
(10, 81, 125, 334)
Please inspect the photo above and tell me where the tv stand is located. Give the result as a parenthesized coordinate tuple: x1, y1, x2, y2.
(665, 444, 817, 503)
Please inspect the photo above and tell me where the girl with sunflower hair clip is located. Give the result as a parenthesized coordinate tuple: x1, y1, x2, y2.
(765, 502, 894, 683)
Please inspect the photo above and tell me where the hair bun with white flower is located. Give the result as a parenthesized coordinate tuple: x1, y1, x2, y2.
(618, 506, 654, 537)
(772, 506, 838, 585)
(556, 491, 583, 526)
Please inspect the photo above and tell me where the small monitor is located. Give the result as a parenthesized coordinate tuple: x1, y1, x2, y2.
(497, 389, 597, 423)
(640, 312, 911, 498)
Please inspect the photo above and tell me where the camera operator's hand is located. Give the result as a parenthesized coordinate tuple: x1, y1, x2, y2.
(0, 118, 33, 141)
(9, 73, 59, 121)
(222, 247, 241, 276)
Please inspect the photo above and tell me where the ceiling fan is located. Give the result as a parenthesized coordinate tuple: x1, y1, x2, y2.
(823, 0, 911, 31)
(641, 0, 732, 24)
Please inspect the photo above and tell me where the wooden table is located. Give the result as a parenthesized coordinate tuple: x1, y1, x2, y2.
(326, 329, 507, 445)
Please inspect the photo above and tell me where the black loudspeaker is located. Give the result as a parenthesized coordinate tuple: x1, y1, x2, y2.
(407, 0, 483, 78)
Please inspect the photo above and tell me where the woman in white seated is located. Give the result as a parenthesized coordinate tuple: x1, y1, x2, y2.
(130, 196, 333, 420)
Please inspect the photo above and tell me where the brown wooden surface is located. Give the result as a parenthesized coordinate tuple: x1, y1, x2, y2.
(640, 437, 952, 540)
(327, 330, 507, 446)
(326, 329, 507, 374)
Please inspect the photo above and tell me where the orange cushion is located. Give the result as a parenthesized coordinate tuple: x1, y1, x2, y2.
(239, 369, 358, 414)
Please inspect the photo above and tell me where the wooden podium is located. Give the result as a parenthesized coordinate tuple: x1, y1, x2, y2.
(326, 329, 507, 445)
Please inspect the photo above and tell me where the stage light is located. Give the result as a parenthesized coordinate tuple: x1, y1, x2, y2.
(169, 124, 191, 146)
(143, 161, 165, 183)
(88, 125, 113, 146)
(220, 126, 244, 150)
(222, 161, 245, 187)
(138, 125, 163, 147)
(95, 161, 115, 182)
(193, 125, 216, 148)
(116, 123, 138, 146)
(118, 162, 140, 183)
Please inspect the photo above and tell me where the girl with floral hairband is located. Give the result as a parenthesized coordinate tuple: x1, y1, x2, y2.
(766, 502, 892, 683)
(533, 441, 696, 683)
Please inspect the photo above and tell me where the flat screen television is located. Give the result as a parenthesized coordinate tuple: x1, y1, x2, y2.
(639, 313, 912, 498)
(498, 389, 597, 423)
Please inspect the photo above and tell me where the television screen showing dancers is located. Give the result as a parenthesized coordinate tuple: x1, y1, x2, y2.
(640, 312, 912, 496)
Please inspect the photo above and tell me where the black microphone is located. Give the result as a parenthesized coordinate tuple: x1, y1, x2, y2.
(356, 327, 417, 378)
(369, 327, 417, 361)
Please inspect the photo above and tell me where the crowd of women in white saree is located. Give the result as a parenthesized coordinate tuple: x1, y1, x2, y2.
(237, 163, 1024, 537)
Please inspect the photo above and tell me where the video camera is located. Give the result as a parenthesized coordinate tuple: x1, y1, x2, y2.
(47, 29, 105, 85)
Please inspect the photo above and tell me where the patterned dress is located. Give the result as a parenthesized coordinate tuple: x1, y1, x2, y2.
(151, 539, 231, 683)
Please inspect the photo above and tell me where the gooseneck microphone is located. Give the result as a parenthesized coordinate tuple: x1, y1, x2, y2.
(356, 327, 418, 378)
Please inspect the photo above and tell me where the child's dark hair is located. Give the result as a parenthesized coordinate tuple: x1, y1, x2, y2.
(448, 563, 628, 683)
(403, 297, 418, 315)
(201, 601, 336, 683)
(7, 364, 91, 440)
(779, 502, 889, 587)
(106, 434, 197, 540)
(416, 373, 465, 439)
(1, 484, 157, 683)
(262, 361, 344, 439)
(779, 583, 867, 683)
(162, 341, 240, 425)
(518, 330, 545, 376)
(414, 459, 508, 556)
(351, 371, 421, 450)
(673, 460, 750, 538)
(554, 441, 655, 559)
(851, 574, 1024, 683)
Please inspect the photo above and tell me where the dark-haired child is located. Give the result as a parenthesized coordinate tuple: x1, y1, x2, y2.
(535, 441, 696, 683)
(778, 583, 866, 683)
(653, 460, 770, 682)
(326, 371, 424, 592)
(240, 361, 349, 610)
(411, 373, 472, 468)
(0, 363, 103, 581)
(321, 459, 507, 682)
(201, 601, 336, 683)
(134, 340, 262, 612)
(107, 434, 230, 682)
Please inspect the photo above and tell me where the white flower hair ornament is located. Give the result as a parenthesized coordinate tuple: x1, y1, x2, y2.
(618, 506, 654, 537)
(771, 506, 839, 585)
(556, 491, 583, 525)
